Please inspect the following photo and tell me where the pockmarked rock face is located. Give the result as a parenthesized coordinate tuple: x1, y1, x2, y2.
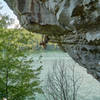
(4, 0, 100, 82)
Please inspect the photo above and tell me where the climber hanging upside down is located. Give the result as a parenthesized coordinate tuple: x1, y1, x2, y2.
(40, 35, 50, 49)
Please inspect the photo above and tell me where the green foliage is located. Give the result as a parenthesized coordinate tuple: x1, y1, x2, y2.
(0, 2, 14, 29)
(0, 14, 14, 28)
(0, 28, 41, 53)
(0, 28, 43, 100)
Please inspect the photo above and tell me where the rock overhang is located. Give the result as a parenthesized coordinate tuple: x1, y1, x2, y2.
(4, 0, 100, 82)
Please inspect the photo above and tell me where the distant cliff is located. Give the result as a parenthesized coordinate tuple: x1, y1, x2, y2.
(4, 0, 100, 82)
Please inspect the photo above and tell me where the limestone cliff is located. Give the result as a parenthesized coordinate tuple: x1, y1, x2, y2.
(4, 0, 100, 82)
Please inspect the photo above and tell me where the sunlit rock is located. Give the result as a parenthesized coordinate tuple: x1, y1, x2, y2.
(4, 0, 100, 82)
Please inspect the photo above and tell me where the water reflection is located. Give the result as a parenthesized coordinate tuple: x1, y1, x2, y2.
(29, 51, 100, 100)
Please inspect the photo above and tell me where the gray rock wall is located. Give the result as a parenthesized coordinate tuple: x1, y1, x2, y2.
(4, 0, 100, 82)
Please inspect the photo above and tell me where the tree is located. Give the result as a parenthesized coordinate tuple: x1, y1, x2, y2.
(0, 2, 14, 29)
(44, 60, 83, 100)
(0, 14, 14, 28)
(0, 28, 43, 100)
(0, 4, 44, 99)
(0, 54, 43, 100)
